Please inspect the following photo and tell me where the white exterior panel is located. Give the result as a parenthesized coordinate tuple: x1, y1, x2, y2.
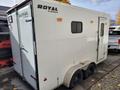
(7, 0, 110, 90)
(32, 0, 110, 90)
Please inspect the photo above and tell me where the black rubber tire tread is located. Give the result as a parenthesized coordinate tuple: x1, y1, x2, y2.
(83, 70, 89, 80)
(69, 69, 83, 88)
(87, 63, 96, 76)
(83, 63, 96, 80)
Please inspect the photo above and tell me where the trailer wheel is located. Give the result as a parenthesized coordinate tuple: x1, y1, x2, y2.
(69, 69, 83, 88)
(83, 70, 89, 80)
(83, 63, 96, 80)
(87, 63, 96, 76)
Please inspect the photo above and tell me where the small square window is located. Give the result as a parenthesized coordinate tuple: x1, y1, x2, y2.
(71, 21, 83, 34)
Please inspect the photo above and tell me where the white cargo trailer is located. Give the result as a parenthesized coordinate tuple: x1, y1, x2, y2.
(7, 0, 110, 90)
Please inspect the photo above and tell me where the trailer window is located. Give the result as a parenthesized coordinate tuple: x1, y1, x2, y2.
(100, 23, 104, 37)
(71, 21, 83, 33)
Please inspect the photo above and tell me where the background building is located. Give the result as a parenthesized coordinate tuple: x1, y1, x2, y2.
(116, 10, 120, 25)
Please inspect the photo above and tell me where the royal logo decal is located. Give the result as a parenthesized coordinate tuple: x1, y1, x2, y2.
(37, 4, 58, 13)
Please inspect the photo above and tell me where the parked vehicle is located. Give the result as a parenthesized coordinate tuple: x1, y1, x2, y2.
(0, 7, 13, 68)
(7, 0, 110, 90)
(108, 26, 120, 50)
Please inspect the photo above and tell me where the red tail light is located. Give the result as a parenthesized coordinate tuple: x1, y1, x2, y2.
(118, 39, 120, 44)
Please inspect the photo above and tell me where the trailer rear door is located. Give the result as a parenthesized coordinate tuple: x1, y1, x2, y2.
(8, 12, 23, 77)
(17, 4, 37, 89)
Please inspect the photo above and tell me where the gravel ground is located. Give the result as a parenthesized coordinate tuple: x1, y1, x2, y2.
(91, 65, 120, 90)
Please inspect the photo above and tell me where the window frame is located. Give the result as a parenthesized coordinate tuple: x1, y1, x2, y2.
(71, 21, 83, 34)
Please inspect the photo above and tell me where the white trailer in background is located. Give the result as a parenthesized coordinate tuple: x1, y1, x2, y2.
(7, 0, 110, 90)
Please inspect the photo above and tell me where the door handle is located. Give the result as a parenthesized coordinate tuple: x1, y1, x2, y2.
(25, 19, 32, 22)
(21, 47, 28, 53)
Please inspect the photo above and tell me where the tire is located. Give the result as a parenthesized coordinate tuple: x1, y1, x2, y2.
(83, 70, 89, 80)
(69, 69, 83, 88)
(83, 63, 96, 80)
(87, 63, 96, 76)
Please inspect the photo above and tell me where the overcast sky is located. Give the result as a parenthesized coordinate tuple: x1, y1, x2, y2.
(0, 0, 15, 7)
(0, 0, 119, 20)
(70, 0, 120, 20)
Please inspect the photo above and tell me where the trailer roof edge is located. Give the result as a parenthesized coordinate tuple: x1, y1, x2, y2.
(7, 0, 31, 14)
